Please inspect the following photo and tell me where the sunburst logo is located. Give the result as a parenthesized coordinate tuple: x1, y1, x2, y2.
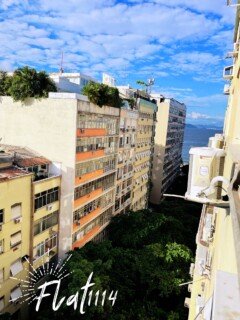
(10, 252, 118, 314)
(10, 251, 73, 306)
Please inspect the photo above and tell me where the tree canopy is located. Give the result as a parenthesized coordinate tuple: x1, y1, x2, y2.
(30, 197, 200, 320)
(0, 66, 57, 101)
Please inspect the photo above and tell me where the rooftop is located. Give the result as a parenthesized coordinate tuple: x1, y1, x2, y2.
(0, 144, 51, 168)
(0, 166, 31, 182)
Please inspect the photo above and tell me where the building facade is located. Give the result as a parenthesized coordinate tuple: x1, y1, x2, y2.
(150, 97, 186, 204)
(131, 97, 157, 211)
(0, 81, 158, 318)
(0, 146, 61, 317)
(186, 4, 240, 318)
(0, 94, 120, 258)
(117, 86, 157, 212)
(115, 107, 138, 215)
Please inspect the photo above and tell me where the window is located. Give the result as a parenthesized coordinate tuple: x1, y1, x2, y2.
(74, 174, 115, 200)
(0, 209, 3, 224)
(34, 187, 59, 211)
(10, 232, 22, 248)
(33, 234, 58, 260)
(34, 211, 58, 236)
(10, 287, 22, 303)
(0, 239, 4, 254)
(10, 259, 23, 276)
(0, 268, 3, 283)
(0, 296, 4, 312)
(11, 203, 21, 220)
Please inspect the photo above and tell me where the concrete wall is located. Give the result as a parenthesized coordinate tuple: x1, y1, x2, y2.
(0, 96, 77, 258)
(150, 100, 169, 204)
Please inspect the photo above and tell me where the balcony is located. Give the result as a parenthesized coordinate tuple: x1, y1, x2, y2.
(223, 65, 233, 80)
(76, 149, 105, 162)
(75, 169, 104, 186)
(72, 225, 101, 249)
(73, 208, 101, 232)
(76, 128, 107, 137)
(74, 188, 103, 209)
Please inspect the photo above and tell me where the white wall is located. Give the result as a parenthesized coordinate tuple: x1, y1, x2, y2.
(0, 96, 77, 258)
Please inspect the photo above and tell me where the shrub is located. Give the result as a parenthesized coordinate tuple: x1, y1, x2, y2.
(82, 81, 123, 108)
(0, 66, 57, 102)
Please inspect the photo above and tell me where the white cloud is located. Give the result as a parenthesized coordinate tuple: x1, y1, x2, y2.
(0, 0, 235, 85)
(187, 111, 224, 121)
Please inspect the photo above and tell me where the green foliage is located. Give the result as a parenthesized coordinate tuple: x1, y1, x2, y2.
(82, 81, 123, 108)
(8, 67, 57, 101)
(0, 71, 12, 96)
(0, 66, 57, 102)
(32, 199, 200, 320)
(31, 168, 200, 320)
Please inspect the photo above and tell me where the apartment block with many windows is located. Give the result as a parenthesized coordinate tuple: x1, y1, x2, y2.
(150, 97, 186, 204)
(117, 86, 157, 211)
(115, 107, 138, 215)
(0, 146, 61, 317)
(0, 93, 120, 257)
(131, 97, 157, 211)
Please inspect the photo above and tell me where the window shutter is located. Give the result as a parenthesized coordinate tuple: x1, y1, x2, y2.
(10, 232, 22, 247)
(0, 269, 3, 283)
(11, 204, 21, 219)
(10, 260, 23, 276)
(10, 287, 22, 302)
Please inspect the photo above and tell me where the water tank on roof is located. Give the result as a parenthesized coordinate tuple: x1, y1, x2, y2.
(0, 151, 13, 168)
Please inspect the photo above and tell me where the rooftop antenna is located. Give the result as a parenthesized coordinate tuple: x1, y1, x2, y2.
(227, 0, 240, 6)
(147, 78, 155, 94)
(59, 51, 64, 74)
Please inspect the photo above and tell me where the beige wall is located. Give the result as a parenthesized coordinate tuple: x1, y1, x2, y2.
(150, 100, 169, 204)
(150, 98, 186, 204)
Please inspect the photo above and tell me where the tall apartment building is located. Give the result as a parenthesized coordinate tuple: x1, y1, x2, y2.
(0, 94, 120, 258)
(132, 97, 156, 211)
(117, 86, 157, 211)
(0, 146, 60, 317)
(150, 97, 186, 204)
(186, 4, 240, 318)
(115, 107, 138, 215)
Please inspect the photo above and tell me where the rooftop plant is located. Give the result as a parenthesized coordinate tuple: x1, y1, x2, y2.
(0, 66, 57, 102)
(82, 81, 123, 108)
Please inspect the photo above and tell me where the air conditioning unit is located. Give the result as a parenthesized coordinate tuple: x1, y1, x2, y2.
(184, 298, 190, 308)
(189, 263, 195, 277)
(46, 204, 53, 211)
(14, 217, 22, 224)
(185, 147, 229, 207)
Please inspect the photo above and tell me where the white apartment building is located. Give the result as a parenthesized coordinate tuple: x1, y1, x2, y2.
(50, 72, 96, 94)
(150, 96, 186, 204)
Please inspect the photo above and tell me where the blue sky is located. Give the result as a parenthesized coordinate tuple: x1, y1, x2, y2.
(0, 0, 236, 126)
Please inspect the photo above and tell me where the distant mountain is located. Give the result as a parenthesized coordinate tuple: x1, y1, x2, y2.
(185, 124, 197, 128)
(186, 123, 223, 130)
